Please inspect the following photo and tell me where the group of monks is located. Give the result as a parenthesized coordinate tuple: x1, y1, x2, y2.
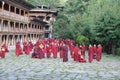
(0, 38, 103, 63)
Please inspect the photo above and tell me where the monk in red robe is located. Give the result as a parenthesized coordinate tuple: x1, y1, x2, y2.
(72, 44, 79, 61)
(62, 43, 68, 62)
(60, 43, 63, 58)
(88, 44, 94, 63)
(38, 43, 45, 59)
(32, 46, 39, 58)
(52, 43, 58, 58)
(15, 42, 23, 56)
(96, 44, 103, 61)
(46, 44, 51, 58)
(69, 42, 75, 56)
(0, 43, 9, 58)
(81, 43, 86, 59)
(23, 42, 31, 55)
(29, 41, 34, 51)
(93, 44, 97, 59)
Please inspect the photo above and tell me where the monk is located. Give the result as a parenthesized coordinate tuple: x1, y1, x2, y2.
(88, 44, 94, 63)
(93, 44, 97, 59)
(62, 43, 68, 62)
(59, 43, 63, 58)
(81, 43, 86, 59)
(23, 42, 31, 55)
(38, 43, 45, 59)
(0, 43, 9, 58)
(29, 41, 34, 51)
(72, 44, 79, 61)
(69, 42, 75, 56)
(15, 42, 23, 56)
(96, 44, 103, 61)
(46, 44, 51, 58)
(52, 43, 58, 58)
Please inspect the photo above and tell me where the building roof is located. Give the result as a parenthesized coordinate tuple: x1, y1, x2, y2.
(9, 0, 35, 10)
(30, 9, 58, 16)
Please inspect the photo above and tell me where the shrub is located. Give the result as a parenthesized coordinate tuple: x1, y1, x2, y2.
(76, 35, 89, 46)
(116, 48, 120, 56)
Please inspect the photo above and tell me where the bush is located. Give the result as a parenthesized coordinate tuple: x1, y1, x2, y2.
(116, 48, 120, 56)
(76, 35, 89, 46)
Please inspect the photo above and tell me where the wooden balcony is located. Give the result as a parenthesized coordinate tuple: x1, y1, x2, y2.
(0, 9, 29, 23)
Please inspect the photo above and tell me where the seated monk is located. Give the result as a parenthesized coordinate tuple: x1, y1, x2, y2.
(78, 54, 86, 63)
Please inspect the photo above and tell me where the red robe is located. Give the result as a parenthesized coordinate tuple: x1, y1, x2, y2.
(15, 42, 23, 56)
(69, 43, 75, 56)
(52, 44, 58, 58)
(78, 53, 86, 63)
(62, 45, 68, 62)
(60, 44, 63, 58)
(96, 45, 103, 61)
(81, 44, 86, 59)
(73, 46, 79, 61)
(32, 46, 38, 58)
(88, 45, 94, 63)
(0, 44, 9, 58)
(23, 42, 31, 55)
(46, 45, 51, 58)
(93, 45, 97, 59)
(29, 41, 34, 51)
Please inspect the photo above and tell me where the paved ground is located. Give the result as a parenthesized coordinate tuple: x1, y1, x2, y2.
(0, 49, 120, 80)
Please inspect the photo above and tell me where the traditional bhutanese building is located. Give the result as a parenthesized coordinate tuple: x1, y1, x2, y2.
(0, 0, 57, 46)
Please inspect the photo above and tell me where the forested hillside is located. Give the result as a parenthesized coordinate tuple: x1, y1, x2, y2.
(26, 0, 120, 55)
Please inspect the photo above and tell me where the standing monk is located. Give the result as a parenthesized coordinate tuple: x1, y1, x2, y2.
(62, 43, 68, 62)
(96, 44, 103, 61)
(59, 43, 63, 58)
(46, 44, 51, 58)
(88, 44, 94, 63)
(52, 43, 58, 58)
(23, 42, 31, 55)
(81, 43, 86, 59)
(15, 42, 23, 56)
(72, 44, 79, 61)
(69, 42, 75, 56)
(93, 44, 97, 59)
(0, 43, 9, 58)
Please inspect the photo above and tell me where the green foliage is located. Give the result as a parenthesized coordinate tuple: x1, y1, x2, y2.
(27, 0, 120, 54)
(53, 14, 70, 39)
(115, 48, 120, 56)
(76, 35, 89, 46)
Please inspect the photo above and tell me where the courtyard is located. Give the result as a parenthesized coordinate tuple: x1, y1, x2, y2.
(0, 49, 120, 80)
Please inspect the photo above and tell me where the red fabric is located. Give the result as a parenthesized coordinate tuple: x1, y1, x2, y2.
(62, 45, 68, 62)
(93, 45, 97, 59)
(0, 44, 9, 58)
(52, 44, 58, 58)
(88, 45, 94, 63)
(78, 54, 86, 63)
(73, 46, 79, 61)
(96, 45, 103, 61)
(69, 43, 75, 56)
(23, 42, 31, 55)
(81, 44, 86, 59)
(46, 45, 51, 58)
(15, 42, 23, 56)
